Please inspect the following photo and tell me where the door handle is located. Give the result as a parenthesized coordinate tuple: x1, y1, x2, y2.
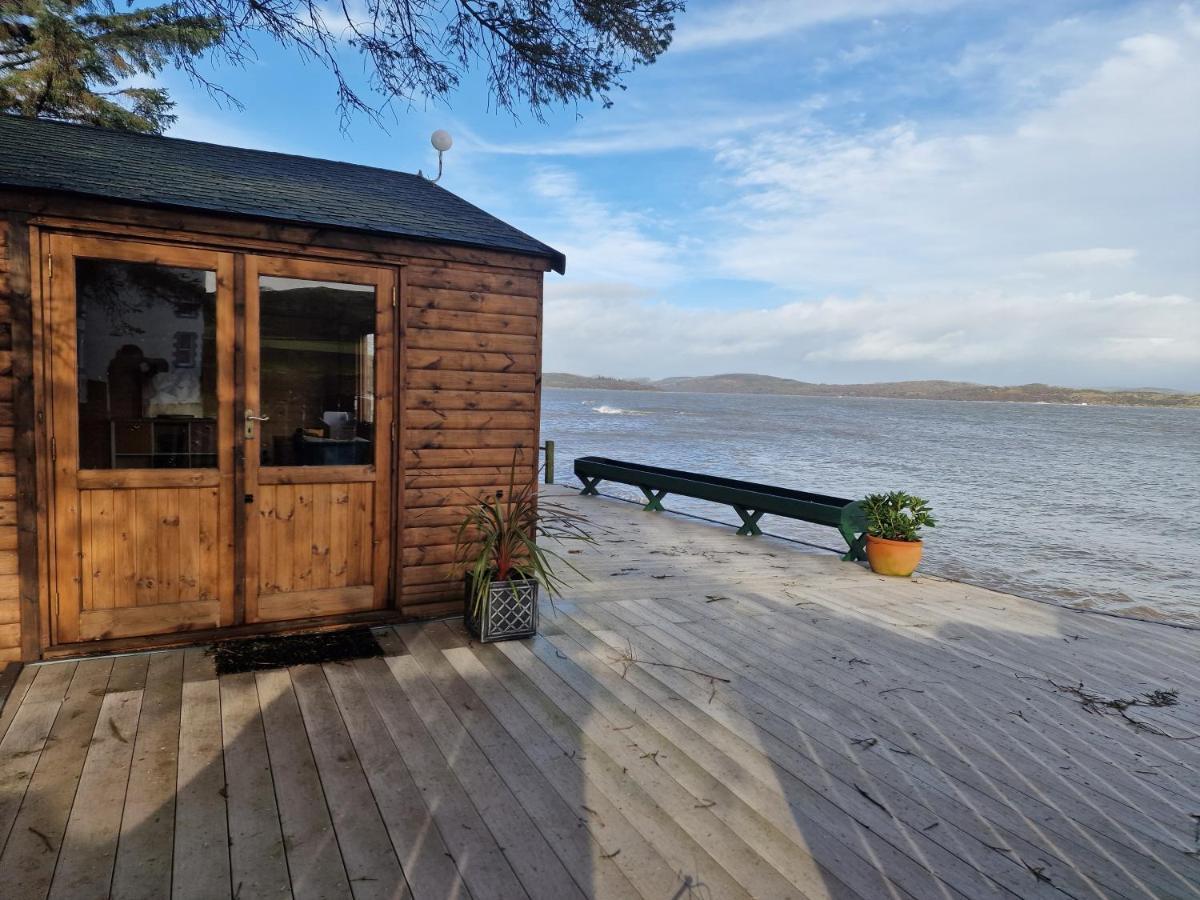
(244, 410, 270, 439)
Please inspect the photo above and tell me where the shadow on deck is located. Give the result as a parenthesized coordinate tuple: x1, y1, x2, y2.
(0, 485, 1197, 899)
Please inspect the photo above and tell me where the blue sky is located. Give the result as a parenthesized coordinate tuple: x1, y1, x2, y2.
(160, 1, 1200, 389)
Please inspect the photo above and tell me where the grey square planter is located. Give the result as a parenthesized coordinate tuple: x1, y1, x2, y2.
(464, 575, 539, 642)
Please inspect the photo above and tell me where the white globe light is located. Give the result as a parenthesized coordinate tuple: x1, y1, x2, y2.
(431, 130, 453, 152)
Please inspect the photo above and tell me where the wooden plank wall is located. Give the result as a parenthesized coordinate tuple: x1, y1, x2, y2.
(399, 264, 542, 617)
(0, 202, 550, 657)
(0, 220, 21, 660)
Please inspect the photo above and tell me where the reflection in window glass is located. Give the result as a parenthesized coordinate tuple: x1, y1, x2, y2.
(258, 276, 376, 467)
(76, 259, 218, 469)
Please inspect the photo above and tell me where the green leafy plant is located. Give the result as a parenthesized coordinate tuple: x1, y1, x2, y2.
(454, 459, 594, 623)
(861, 492, 936, 543)
(1, 0, 228, 133)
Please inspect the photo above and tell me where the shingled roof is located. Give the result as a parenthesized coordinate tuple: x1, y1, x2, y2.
(0, 115, 565, 273)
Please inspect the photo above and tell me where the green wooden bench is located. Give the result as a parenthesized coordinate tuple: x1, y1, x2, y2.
(573, 456, 867, 561)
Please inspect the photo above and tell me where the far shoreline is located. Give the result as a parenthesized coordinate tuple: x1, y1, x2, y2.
(544, 384, 1200, 411)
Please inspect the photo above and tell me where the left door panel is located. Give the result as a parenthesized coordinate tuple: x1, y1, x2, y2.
(46, 235, 235, 643)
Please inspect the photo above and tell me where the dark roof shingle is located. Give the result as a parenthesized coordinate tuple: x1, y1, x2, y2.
(0, 115, 564, 272)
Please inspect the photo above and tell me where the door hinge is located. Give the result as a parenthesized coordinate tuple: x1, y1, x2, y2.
(392, 284, 398, 308)
(390, 421, 396, 443)
(50, 436, 56, 461)
(47, 253, 53, 280)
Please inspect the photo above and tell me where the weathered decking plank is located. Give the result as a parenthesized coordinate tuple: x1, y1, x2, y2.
(519, 626, 898, 900)
(51, 655, 149, 898)
(111, 650, 185, 900)
(0, 663, 76, 852)
(172, 648, 230, 900)
(470, 638, 755, 899)
(570, 601, 1138, 899)
(219, 671, 290, 898)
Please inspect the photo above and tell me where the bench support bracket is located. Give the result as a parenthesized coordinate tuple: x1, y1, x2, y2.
(579, 476, 602, 496)
(733, 505, 764, 536)
(840, 527, 868, 562)
(639, 486, 668, 512)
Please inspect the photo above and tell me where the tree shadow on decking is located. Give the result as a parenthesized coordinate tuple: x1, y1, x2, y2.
(548, 559, 1200, 900)
(6, 550, 1199, 899)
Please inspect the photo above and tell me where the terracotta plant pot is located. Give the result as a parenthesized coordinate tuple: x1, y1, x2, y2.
(865, 534, 924, 577)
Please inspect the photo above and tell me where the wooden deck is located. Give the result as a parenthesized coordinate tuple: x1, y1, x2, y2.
(1, 485, 1198, 899)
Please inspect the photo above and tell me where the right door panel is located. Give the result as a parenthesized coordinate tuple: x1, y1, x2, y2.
(243, 256, 395, 623)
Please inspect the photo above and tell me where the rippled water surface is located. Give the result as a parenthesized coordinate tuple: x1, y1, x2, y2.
(541, 388, 1200, 627)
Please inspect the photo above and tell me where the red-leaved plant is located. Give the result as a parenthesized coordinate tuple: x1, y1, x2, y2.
(454, 458, 594, 623)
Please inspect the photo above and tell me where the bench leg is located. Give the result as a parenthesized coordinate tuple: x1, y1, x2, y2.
(579, 476, 602, 496)
(840, 527, 867, 562)
(639, 486, 668, 512)
(733, 505, 764, 536)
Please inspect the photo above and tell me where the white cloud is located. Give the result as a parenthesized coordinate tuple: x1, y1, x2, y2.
(542, 8, 1200, 388)
(314, 0, 374, 39)
(673, 0, 958, 52)
(1029, 248, 1137, 269)
(461, 107, 806, 157)
(543, 286, 1199, 385)
(529, 168, 683, 285)
(708, 19, 1200, 299)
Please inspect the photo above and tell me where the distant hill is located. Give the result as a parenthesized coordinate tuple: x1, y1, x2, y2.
(543, 373, 658, 391)
(543, 373, 1200, 408)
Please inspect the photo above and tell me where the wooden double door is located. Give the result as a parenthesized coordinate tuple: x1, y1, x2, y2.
(45, 235, 396, 645)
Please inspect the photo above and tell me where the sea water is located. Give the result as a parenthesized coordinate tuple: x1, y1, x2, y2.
(541, 388, 1200, 627)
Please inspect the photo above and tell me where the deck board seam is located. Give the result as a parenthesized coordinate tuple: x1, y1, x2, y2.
(250, 670, 302, 897)
(101, 653, 155, 899)
(27, 659, 117, 899)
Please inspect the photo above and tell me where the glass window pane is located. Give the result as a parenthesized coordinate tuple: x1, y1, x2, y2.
(258, 275, 376, 467)
(76, 259, 218, 469)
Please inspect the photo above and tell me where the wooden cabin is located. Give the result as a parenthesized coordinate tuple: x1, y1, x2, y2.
(0, 115, 563, 662)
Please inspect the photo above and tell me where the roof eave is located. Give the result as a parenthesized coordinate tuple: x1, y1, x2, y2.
(2, 184, 566, 274)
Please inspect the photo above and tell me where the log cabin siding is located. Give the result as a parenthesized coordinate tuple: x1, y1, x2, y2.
(0, 219, 20, 659)
(398, 265, 543, 618)
(0, 195, 550, 658)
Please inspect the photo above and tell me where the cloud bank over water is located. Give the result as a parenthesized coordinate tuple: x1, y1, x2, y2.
(529, 3, 1200, 389)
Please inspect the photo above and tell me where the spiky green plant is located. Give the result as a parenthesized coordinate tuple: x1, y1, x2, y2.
(861, 491, 936, 543)
(454, 459, 593, 624)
